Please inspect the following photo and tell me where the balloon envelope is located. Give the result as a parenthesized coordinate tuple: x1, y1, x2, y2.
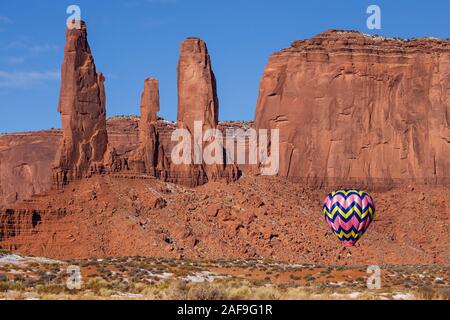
(323, 189, 375, 247)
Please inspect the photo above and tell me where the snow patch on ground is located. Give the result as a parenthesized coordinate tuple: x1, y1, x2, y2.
(183, 271, 227, 283)
(111, 292, 144, 298)
(331, 292, 363, 299)
(392, 292, 414, 300)
(146, 271, 173, 279)
(0, 254, 25, 266)
(0, 254, 63, 266)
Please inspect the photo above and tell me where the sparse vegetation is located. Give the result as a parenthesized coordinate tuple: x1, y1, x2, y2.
(0, 255, 448, 300)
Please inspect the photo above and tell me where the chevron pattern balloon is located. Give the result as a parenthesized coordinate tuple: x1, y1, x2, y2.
(323, 189, 375, 247)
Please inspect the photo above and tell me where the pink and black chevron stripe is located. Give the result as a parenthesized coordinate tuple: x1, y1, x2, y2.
(323, 189, 375, 247)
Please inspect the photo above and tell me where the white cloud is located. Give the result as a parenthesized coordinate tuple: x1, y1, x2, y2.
(0, 16, 12, 32)
(0, 42, 59, 67)
(4, 41, 59, 54)
(0, 16, 12, 24)
(2, 56, 25, 65)
(5, 40, 27, 50)
(0, 70, 60, 88)
(29, 43, 59, 54)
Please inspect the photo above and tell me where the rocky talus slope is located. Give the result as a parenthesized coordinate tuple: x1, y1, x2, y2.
(0, 174, 448, 264)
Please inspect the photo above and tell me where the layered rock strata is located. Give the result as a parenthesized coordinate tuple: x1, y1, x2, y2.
(255, 30, 450, 188)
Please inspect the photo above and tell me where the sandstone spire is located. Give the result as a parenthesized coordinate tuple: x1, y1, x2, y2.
(128, 78, 167, 176)
(139, 78, 160, 144)
(52, 21, 108, 187)
(177, 37, 219, 133)
(168, 37, 239, 186)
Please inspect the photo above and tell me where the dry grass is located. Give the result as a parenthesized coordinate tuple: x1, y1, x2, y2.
(1, 277, 448, 300)
(0, 255, 448, 300)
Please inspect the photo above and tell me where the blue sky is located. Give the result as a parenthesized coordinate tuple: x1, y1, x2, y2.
(0, 0, 449, 133)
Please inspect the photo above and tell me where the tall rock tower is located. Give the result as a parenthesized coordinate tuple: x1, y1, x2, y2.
(128, 78, 167, 176)
(52, 21, 108, 187)
(170, 37, 238, 186)
(138, 78, 160, 144)
(177, 37, 219, 133)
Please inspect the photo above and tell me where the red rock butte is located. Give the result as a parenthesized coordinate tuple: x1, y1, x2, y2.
(255, 29, 450, 189)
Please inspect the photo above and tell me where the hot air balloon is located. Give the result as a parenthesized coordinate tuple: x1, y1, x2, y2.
(323, 189, 375, 247)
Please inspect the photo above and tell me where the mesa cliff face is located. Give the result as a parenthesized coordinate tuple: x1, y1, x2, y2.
(0, 119, 140, 208)
(255, 30, 450, 188)
(52, 22, 108, 188)
(0, 131, 60, 207)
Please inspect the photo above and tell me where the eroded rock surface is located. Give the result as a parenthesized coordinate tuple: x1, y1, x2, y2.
(255, 30, 450, 188)
(0, 132, 60, 208)
(177, 37, 219, 134)
(169, 37, 238, 186)
(128, 78, 168, 176)
(52, 21, 108, 188)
